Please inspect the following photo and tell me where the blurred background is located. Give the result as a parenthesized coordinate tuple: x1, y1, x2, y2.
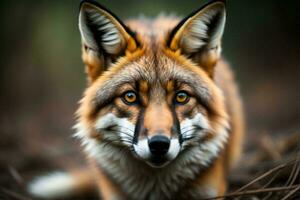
(0, 0, 300, 199)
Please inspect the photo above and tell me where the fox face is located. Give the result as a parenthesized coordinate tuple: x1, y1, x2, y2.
(75, 0, 229, 170)
(27, 1, 244, 199)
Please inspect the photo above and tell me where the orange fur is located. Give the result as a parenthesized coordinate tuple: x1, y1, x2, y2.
(76, 2, 244, 199)
(28, 1, 244, 199)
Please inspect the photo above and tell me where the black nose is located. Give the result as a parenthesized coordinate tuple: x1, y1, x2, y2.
(148, 135, 170, 156)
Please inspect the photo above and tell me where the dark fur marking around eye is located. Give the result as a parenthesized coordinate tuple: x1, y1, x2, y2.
(170, 104, 182, 144)
(114, 103, 132, 118)
(133, 107, 145, 144)
(182, 107, 194, 119)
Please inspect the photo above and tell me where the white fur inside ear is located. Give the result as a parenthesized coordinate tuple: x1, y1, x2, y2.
(79, 4, 124, 54)
(27, 172, 76, 199)
(180, 4, 226, 54)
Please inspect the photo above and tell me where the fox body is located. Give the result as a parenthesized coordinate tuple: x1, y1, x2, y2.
(28, 0, 244, 199)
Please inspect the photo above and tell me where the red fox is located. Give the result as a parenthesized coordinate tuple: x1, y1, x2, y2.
(28, 0, 244, 199)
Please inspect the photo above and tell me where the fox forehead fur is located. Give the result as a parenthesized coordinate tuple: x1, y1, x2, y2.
(72, 0, 244, 199)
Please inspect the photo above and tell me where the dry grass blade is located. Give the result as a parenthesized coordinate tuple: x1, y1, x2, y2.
(1, 188, 33, 200)
(202, 185, 300, 200)
(8, 166, 23, 184)
(284, 153, 300, 187)
(233, 158, 299, 193)
(281, 184, 300, 200)
(259, 170, 281, 200)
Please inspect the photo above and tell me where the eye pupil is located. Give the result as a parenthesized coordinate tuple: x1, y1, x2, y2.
(176, 92, 189, 104)
(127, 93, 134, 99)
(123, 91, 137, 104)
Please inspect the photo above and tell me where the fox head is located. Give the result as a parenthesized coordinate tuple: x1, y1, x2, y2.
(75, 0, 229, 168)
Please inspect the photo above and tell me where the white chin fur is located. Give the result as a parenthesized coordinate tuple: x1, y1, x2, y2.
(27, 171, 75, 199)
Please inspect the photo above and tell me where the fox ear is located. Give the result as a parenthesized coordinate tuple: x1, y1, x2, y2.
(79, 0, 138, 83)
(168, 0, 226, 77)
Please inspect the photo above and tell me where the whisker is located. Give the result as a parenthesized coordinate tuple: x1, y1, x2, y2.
(182, 127, 210, 136)
(102, 140, 125, 148)
(181, 130, 208, 142)
(181, 127, 200, 135)
(183, 133, 195, 138)
(120, 139, 133, 144)
(110, 125, 134, 133)
(104, 137, 132, 144)
(110, 130, 134, 138)
(180, 126, 194, 131)
(102, 140, 117, 148)
(101, 136, 133, 148)
(104, 130, 134, 139)
(182, 135, 196, 141)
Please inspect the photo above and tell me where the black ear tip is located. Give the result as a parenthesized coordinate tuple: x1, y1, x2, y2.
(208, 0, 227, 12)
(208, 0, 226, 7)
(214, 0, 226, 4)
(219, 0, 226, 6)
(79, 0, 112, 14)
(79, 0, 104, 10)
(79, 0, 92, 10)
(80, 0, 97, 5)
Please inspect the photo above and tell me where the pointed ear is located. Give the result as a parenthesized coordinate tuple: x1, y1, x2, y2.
(79, 0, 138, 83)
(167, 0, 226, 77)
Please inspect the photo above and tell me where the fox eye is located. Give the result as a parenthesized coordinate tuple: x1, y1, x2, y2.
(175, 91, 190, 104)
(122, 91, 138, 105)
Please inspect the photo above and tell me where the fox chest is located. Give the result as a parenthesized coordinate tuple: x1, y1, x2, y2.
(93, 154, 217, 200)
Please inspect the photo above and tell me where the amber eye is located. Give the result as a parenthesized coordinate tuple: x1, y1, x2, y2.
(122, 91, 137, 104)
(175, 91, 190, 104)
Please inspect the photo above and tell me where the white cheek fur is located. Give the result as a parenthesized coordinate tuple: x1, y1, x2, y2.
(95, 113, 135, 145)
(133, 139, 151, 159)
(168, 139, 180, 160)
(180, 113, 210, 147)
(180, 113, 210, 133)
(179, 113, 229, 167)
(73, 113, 135, 160)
